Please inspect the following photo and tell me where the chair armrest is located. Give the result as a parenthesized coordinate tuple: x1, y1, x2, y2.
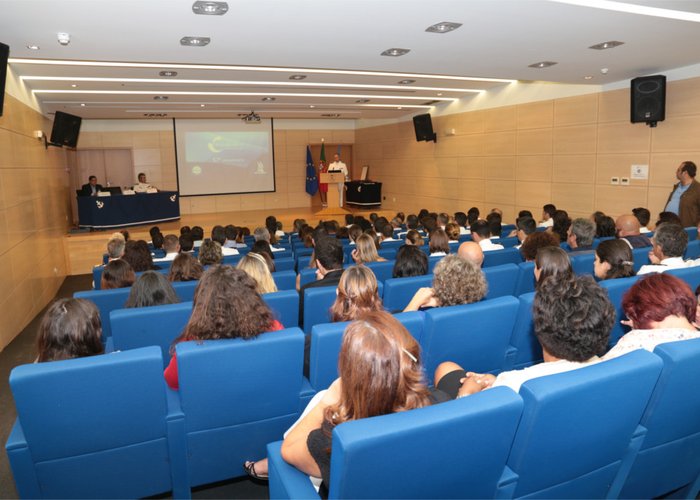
(164, 387, 191, 499)
(607, 424, 648, 499)
(5, 420, 42, 499)
(495, 466, 519, 499)
(104, 337, 115, 353)
(267, 441, 320, 499)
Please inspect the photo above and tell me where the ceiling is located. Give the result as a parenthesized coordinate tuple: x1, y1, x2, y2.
(3, 0, 700, 121)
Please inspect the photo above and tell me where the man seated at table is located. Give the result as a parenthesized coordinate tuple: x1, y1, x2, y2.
(133, 172, 157, 193)
(80, 175, 103, 196)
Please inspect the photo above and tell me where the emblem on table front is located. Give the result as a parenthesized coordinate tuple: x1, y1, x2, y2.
(170, 195, 177, 202)
(96, 201, 104, 209)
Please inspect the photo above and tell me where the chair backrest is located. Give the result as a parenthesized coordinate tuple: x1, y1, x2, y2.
(504, 292, 543, 371)
(600, 275, 643, 348)
(514, 261, 536, 296)
(483, 263, 519, 299)
(272, 269, 297, 290)
(620, 338, 700, 499)
(176, 328, 305, 486)
(497, 350, 662, 499)
(570, 252, 595, 276)
(483, 247, 523, 267)
(632, 246, 651, 272)
(495, 236, 520, 248)
(303, 283, 383, 333)
(364, 260, 395, 283)
(263, 289, 299, 328)
(684, 239, 700, 260)
(299, 267, 319, 288)
(110, 302, 193, 366)
(6, 347, 188, 499)
(684, 226, 698, 241)
(382, 274, 433, 313)
(74, 287, 132, 339)
(274, 256, 296, 272)
(93, 261, 173, 289)
(421, 296, 520, 376)
(666, 265, 700, 293)
(171, 280, 198, 301)
(327, 388, 523, 499)
(377, 247, 397, 260)
(427, 255, 445, 272)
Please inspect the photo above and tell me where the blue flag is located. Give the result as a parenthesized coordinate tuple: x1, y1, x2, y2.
(305, 145, 318, 196)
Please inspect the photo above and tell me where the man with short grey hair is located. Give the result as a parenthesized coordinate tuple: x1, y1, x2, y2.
(638, 223, 694, 275)
(567, 218, 596, 252)
(106, 233, 125, 261)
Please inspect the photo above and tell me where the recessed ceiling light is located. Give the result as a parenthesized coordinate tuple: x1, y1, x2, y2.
(26, 45, 40, 50)
(584, 75, 593, 80)
(425, 21, 462, 33)
(200, 104, 205, 107)
(398, 79, 415, 85)
(355, 99, 370, 103)
(436, 92, 443, 96)
(261, 97, 276, 101)
(71, 84, 78, 88)
(381, 48, 410, 57)
(309, 105, 315, 108)
(159, 71, 178, 77)
(153, 95, 169, 100)
(180, 36, 211, 47)
(192, 1, 228, 15)
(289, 74, 307, 80)
(528, 61, 557, 68)
(589, 40, 624, 50)
(80, 103, 85, 107)
(397, 107, 403, 110)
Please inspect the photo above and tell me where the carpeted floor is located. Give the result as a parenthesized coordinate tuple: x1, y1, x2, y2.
(0, 275, 269, 499)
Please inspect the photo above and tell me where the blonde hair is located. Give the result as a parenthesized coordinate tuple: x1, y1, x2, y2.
(354, 233, 382, 263)
(237, 253, 278, 294)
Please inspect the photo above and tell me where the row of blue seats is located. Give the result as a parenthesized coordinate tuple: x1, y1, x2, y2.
(8, 331, 700, 498)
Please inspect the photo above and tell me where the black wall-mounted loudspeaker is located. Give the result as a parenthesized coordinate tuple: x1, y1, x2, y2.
(413, 113, 437, 142)
(0, 42, 10, 117)
(50, 111, 82, 148)
(631, 75, 666, 127)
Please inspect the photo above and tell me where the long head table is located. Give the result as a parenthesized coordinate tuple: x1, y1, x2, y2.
(77, 191, 181, 229)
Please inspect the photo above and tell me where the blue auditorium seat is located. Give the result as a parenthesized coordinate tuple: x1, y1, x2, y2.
(632, 246, 651, 272)
(263, 289, 300, 328)
(6, 347, 190, 499)
(503, 292, 543, 371)
(570, 251, 595, 276)
(600, 275, 643, 348)
(666, 265, 700, 292)
(382, 274, 433, 313)
(513, 261, 536, 296)
(483, 263, 519, 299)
(171, 280, 198, 301)
(364, 260, 395, 283)
(483, 247, 523, 267)
(268, 388, 523, 499)
(685, 239, 700, 260)
(273, 256, 296, 272)
(272, 269, 297, 290)
(74, 287, 132, 339)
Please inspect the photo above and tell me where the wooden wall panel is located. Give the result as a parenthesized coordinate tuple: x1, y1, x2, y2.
(517, 100, 554, 130)
(554, 94, 599, 126)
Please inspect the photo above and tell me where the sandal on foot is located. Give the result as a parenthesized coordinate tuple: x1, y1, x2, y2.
(244, 461, 269, 481)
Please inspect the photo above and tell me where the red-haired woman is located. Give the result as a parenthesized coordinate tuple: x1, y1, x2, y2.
(605, 273, 700, 359)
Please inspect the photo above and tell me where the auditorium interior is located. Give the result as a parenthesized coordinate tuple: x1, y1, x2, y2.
(2, 0, 700, 497)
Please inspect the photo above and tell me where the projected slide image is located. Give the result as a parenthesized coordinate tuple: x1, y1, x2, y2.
(186, 132, 268, 169)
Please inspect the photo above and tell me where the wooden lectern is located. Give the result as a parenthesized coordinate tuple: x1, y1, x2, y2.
(317, 172, 350, 216)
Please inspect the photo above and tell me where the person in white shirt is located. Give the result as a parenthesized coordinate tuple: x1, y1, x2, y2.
(153, 234, 180, 262)
(434, 274, 614, 397)
(133, 172, 157, 193)
(538, 203, 556, 228)
(637, 223, 695, 275)
(470, 220, 504, 252)
(212, 225, 239, 256)
(328, 153, 349, 206)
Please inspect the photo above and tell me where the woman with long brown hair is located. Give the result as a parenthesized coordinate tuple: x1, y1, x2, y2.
(329, 265, 383, 322)
(351, 233, 386, 264)
(36, 298, 104, 362)
(163, 266, 283, 389)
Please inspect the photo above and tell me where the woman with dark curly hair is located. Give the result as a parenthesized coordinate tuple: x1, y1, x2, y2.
(100, 259, 136, 289)
(122, 239, 158, 272)
(393, 245, 429, 278)
(125, 271, 179, 308)
(550, 210, 571, 243)
(594, 239, 635, 281)
(403, 255, 487, 312)
(167, 253, 204, 282)
(36, 298, 104, 362)
(605, 273, 700, 359)
(519, 230, 560, 261)
(329, 265, 383, 322)
(164, 266, 283, 389)
(198, 238, 223, 266)
(434, 274, 614, 398)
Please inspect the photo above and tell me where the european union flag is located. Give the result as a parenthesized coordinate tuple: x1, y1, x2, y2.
(305, 145, 318, 196)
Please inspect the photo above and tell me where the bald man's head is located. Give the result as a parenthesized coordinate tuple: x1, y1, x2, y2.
(615, 214, 641, 237)
(458, 241, 484, 267)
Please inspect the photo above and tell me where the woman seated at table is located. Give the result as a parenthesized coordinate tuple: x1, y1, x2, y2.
(605, 273, 700, 359)
(594, 239, 635, 281)
(281, 311, 447, 496)
(36, 298, 104, 362)
(164, 266, 283, 389)
(351, 233, 386, 264)
(403, 255, 486, 312)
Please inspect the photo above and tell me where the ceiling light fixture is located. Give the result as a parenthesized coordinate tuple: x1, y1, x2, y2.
(153, 95, 169, 100)
(436, 92, 443, 96)
(159, 71, 178, 77)
(261, 97, 276, 101)
(589, 40, 624, 50)
(200, 104, 205, 107)
(425, 21, 462, 33)
(584, 75, 593, 80)
(528, 61, 557, 68)
(381, 48, 410, 57)
(192, 1, 229, 15)
(398, 79, 415, 85)
(547, 0, 700, 23)
(180, 36, 211, 47)
(56, 33, 70, 46)
(355, 99, 370, 103)
(289, 74, 307, 80)
(71, 84, 78, 88)
(309, 105, 315, 108)
(11, 58, 515, 83)
(26, 45, 40, 50)
(80, 103, 85, 107)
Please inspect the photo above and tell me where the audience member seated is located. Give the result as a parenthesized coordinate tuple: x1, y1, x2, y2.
(329, 265, 384, 322)
(519, 230, 560, 261)
(379, 223, 399, 243)
(164, 266, 283, 389)
(535, 246, 573, 288)
(106, 232, 126, 261)
(633, 207, 652, 233)
(351, 233, 387, 264)
(198, 238, 223, 266)
(466, 207, 479, 227)
(153, 234, 180, 262)
(191, 226, 205, 248)
(655, 211, 683, 228)
(237, 253, 278, 294)
(615, 214, 652, 248)
(596, 215, 617, 238)
(594, 239, 635, 281)
(393, 245, 429, 278)
(125, 271, 179, 308)
(167, 253, 203, 282)
(405, 229, 424, 246)
(550, 210, 571, 243)
(444, 223, 461, 242)
(151, 232, 165, 258)
(280, 311, 447, 495)
(437, 212, 450, 230)
(347, 224, 362, 245)
(100, 259, 136, 290)
(514, 216, 536, 248)
(251, 240, 276, 268)
(457, 241, 484, 267)
(299, 237, 345, 326)
(454, 211, 470, 235)
(266, 215, 280, 244)
(470, 220, 504, 252)
(434, 274, 613, 398)
(403, 255, 487, 312)
(486, 212, 502, 239)
(538, 203, 556, 228)
(428, 228, 451, 256)
(179, 233, 195, 254)
(122, 240, 159, 272)
(605, 273, 700, 359)
(36, 298, 104, 362)
(567, 218, 596, 252)
(638, 223, 691, 275)
(212, 225, 239, 256)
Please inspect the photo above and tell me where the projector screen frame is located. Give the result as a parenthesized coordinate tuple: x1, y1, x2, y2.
(173, 117, 277, 197)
